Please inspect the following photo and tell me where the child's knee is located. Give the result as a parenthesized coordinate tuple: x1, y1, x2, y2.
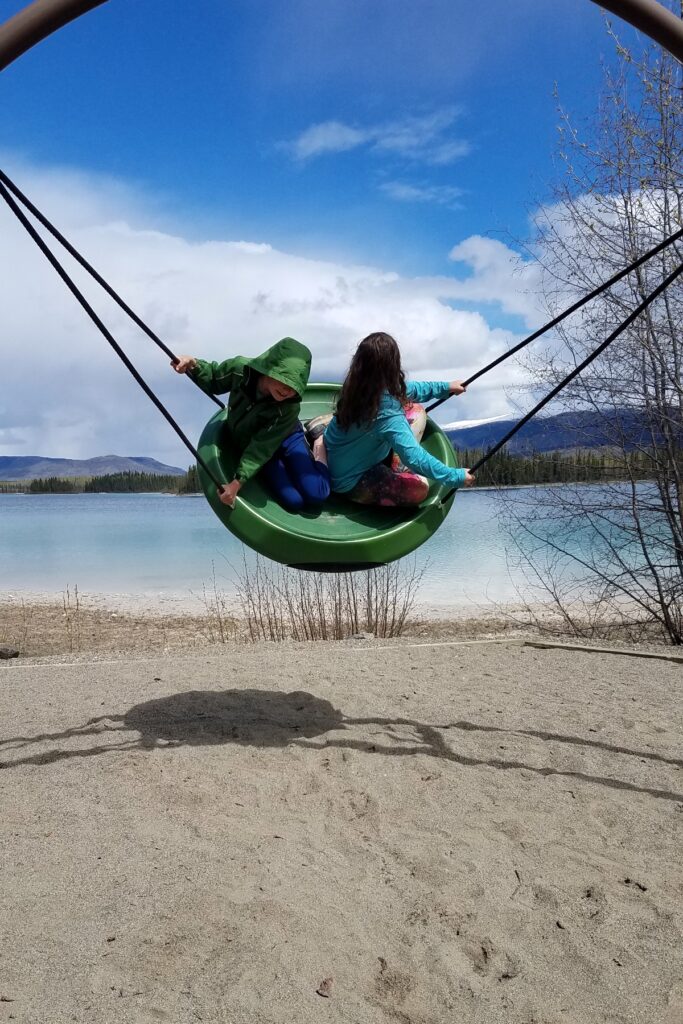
(402, 473, 429, 505)
(415, 475, 429, 501)
(279, 488, 305, 512)
(300, 479, 331, 505)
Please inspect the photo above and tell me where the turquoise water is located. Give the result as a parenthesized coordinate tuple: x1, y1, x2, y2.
(0, 490, 523, 607)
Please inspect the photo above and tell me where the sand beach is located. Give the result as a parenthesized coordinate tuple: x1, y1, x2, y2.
(0, 621, 681, 1023)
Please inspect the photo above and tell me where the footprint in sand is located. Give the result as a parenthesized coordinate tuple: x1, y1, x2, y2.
(374, 956, 415, 1005)
(342, 787, 376, 821)
(580, 884, 607, 923)
(460, 936, 520, 982)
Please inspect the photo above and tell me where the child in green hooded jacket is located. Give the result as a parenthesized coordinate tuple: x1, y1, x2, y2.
(172, 337, 330, 511)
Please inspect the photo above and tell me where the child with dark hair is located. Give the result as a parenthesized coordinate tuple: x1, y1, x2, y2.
(310, 332, 473, 506)
(173, 337, 330, 512)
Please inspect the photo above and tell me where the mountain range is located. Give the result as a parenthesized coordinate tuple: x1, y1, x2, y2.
(444, 408, 661, 453)
(0, 455, 186, 481)
(0, 408, 667, 480)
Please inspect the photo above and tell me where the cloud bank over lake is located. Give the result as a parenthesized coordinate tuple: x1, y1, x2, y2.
(0, 158, 540, 463)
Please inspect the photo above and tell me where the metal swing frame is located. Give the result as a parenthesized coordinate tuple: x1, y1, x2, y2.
(1, 0, 682, 74)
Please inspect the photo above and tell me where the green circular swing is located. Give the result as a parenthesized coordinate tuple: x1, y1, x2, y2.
(196, 383, 459, 570)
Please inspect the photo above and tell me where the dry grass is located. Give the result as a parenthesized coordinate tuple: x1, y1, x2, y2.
(0, 599, 204, 658)
(1, 580, 672, 661)
(0, 596, 517, 659)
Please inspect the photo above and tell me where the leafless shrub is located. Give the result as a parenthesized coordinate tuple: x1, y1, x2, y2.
(233, 555, 425, 642)
(499, 480, 681, 644)
(62, 584, 81, 652)
(195, 561, 238, 643)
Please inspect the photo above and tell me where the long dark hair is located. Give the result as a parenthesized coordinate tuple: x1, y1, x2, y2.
(335, 332, 407, 430)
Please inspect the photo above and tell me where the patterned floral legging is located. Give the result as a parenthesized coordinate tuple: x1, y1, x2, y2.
(348, 403, 430, 507)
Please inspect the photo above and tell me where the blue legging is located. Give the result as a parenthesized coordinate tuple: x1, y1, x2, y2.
(261, 424, 331, 512)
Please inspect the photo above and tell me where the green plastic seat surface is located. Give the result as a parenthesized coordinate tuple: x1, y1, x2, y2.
(197, 383, 458, 570)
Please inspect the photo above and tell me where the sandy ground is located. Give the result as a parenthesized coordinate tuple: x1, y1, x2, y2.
(0, 640, 681, 1024)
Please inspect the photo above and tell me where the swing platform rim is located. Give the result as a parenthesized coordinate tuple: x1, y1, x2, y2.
(196, 382, 459, 571)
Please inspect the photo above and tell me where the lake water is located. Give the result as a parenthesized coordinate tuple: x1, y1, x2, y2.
(0, 490, 531, 611)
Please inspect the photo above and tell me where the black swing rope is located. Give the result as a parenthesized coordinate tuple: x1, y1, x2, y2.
(425, 223, 683, 414)
(0, 167, 224, 410)
(1, 164, 682, 505)
(0, 177, 225, 492)
(438, 255, 683, 506)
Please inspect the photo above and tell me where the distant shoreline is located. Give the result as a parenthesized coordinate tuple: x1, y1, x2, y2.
(1, 479, 656, 496)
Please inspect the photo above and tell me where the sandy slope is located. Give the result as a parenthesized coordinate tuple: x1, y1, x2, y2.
(0, 640, 681, 1023)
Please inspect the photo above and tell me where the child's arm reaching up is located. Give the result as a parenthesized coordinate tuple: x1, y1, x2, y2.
(172, 355, 243, 395)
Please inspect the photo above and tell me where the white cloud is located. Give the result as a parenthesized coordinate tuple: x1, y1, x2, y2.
(380, 181, 464, 209)
(288, 121, 367, 161)
(426, 140, 472, 166)
(0, 159, 533, 463)
(287, 108, 470, 165)
(373, 110, 471, 163)
(447, 235, 544, 328)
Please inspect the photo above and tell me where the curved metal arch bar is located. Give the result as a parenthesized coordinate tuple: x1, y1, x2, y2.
(0, 0, 109, 72)
(596, 0, 683, 61)
(0, 0, 682, 75)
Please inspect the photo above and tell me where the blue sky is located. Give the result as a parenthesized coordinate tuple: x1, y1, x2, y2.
(2, 0, 616, 271)
(0, 0, 646, 461)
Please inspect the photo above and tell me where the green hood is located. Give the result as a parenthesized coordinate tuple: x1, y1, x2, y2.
(245, 337, 311, 398)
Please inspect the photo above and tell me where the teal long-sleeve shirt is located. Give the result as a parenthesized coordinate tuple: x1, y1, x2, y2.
(324, 381, 467, 494)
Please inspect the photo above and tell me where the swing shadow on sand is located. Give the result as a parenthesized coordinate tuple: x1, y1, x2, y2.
(1, 688, 682, 804)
